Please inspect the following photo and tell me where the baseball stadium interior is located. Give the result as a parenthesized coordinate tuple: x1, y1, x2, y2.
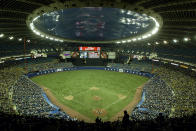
(1, 0, 196, 130)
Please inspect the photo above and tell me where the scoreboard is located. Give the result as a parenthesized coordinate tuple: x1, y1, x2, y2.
(79, 47, 101, 58)
(88, 51, 100, 58)
(61, 47, 115, 59)
(79, 47, 101, 51)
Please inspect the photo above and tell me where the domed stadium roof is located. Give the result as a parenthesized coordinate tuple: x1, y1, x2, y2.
(0, 0, 196, 46)
(32, 8, 156, 42)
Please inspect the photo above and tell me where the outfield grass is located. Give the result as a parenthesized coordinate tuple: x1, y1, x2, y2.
(31, 70, 148, 121)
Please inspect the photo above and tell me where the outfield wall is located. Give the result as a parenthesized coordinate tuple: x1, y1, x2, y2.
(26, 66, 154, 78)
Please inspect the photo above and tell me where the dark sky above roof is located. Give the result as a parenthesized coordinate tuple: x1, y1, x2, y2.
(33, 7, 155, 41)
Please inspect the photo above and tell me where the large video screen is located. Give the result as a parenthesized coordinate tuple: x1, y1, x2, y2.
(108, 52, 116, 59)
(88, 51, 100, 58)
(80, 51, 88, 58)
(63, 51, 71, 58)
(79, 47, 101, 51)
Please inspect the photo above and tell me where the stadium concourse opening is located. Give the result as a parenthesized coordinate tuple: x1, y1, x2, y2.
(1, 0, 196, 130)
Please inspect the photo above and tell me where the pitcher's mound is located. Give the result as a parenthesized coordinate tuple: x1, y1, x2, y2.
(92, 108, 107, 117)
(90, 87, 100, 90)
(64, 95, 74, 101)
(93, 96, 102, 101)
(117, 94, 127, 100)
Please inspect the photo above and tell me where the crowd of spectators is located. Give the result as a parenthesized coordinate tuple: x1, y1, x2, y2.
(0, 58, 74, 120)
(131, 76, 173, 120)
(1, 57, 196, 130)
(0, 67, 24, 114)
(107, 59, 157, 72)
(11, 75, 71, 120)
(129, 60, 156, 72)
(154, 67, 196, 118)
(131, 66, 196, 120)
(17, 57, 74, 72)
(107, 62, 196, 121)
(23, 62, 74, 72)
(12, 76, 55, 115)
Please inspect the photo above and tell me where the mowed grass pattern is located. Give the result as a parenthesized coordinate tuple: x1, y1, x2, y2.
(31, 70, 148, 121)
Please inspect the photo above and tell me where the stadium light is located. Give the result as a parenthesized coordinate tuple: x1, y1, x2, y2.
(121, 9, 125, 14)
(32, 15, 40, 22)
(147, 34, 152, 37)
(142, 35, 148, 39)
(171, 63, 179, 66)
(137, 37, 142, 40)
(122, 40, 126, 43)
(18, 38, 22, 41)
(127, 11, 131, 15)
(0, 33, 4, 38)
(184, 37, 190, 42)
(132, 38, 137, 41)
(173, 39, 178, 43)
(30, 23, 34, 30)
(9, 36, 14, 40)
(49, 37, 54, 40)
(152, 59, 159, 62)
(192, 68, 196, 72)
(163, 40, 168, 44)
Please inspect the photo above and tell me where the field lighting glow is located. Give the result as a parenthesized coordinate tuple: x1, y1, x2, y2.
(0, 33, 4, 38)
(18, 38, 22, 41)
(29, 7, 160, 44)
(9, 36, 14, 40)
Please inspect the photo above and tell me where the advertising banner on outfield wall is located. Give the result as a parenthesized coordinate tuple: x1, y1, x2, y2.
(26, 67, 154, 78)
(119, 69, 123, 72)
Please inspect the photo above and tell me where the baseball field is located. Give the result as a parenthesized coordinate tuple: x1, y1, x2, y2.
(31, 69, 148, 122)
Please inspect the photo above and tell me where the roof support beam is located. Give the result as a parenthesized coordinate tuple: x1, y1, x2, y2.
(159, 9, 196, 13)
(0, 23, 26, 26)
(157, 34, 188, 38)
(163, 25, 196, 28)
(152, 1, 196, 10)
(1, 30, 29, 33)
(0, 18, 26, 21)
(0, 9, 30, 14)
(0, 27, 27, 30)
(162, 28, 196, 32)
(16, 0, 44, 6)
(164, 18, 196, 22)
